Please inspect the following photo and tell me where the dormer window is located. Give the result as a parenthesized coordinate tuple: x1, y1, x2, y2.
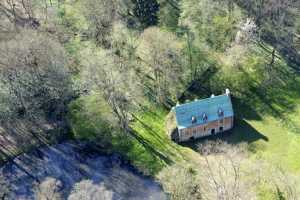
(202, 113, 208, 121)
(191, 116, 197, 124)
(218, 108, 224, 117)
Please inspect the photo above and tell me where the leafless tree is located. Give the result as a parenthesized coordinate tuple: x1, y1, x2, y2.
(0, 0, 39, 29)
(35, 177, 63, 200)
(0, 29, 72, 121)
(159, 141, 256, 200)
(159, 140, 300, 200)
(196, 141, 256, 200)
(83, 0, 134, 47)
(68, 180, 113, 200)
(158, 164, 202, 200)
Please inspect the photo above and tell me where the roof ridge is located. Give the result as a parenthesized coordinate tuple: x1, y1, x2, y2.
(175, 93, 229, 108)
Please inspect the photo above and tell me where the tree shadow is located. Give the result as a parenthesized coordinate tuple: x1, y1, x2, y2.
(231, 96, 262, 121)
(181, 119, 268, 151)
(131, 112, 185, 160)
(0, 118, 69, 164)
(178, 65, 220, 102)
(129, 129, 174, 166)
(238, 63, 300, 120)
(1, 142, 166, 199)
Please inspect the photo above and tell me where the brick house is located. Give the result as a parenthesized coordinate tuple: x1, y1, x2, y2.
(171, 89, 234, 142)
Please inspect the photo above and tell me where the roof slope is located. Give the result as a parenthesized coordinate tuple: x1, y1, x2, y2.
(173, 94, 234, 130)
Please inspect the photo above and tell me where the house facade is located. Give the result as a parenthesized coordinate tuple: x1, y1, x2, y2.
(172, 89, 234, 142)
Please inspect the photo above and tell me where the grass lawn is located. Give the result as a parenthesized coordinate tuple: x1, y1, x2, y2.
(129, 105, 197, 175)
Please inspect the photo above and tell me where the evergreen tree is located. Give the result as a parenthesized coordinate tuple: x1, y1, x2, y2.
(133, 0, 159, 28)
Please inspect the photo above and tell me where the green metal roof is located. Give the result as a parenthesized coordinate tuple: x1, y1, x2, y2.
(173, 94, 234, 130)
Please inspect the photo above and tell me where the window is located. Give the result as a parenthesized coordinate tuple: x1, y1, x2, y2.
(202, 113, 208, 121)
(219, 126, 223, 132)
(218, 108, 224, 117)
(204, 126, 206, 131)
(219, 119, 223, 123)
(191, 116, 197, 124)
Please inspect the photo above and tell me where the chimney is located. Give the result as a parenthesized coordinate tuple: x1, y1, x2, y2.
(225, 88, 230, 96)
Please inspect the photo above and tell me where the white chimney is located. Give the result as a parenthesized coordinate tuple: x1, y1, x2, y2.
(225, 88, 230, 96)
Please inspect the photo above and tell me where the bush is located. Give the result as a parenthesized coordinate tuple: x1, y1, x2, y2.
(68, 92, 116, 147)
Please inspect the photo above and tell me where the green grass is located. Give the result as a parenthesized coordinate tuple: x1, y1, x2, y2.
(129, 105, 193, 175)
(230, 77, 300, 173)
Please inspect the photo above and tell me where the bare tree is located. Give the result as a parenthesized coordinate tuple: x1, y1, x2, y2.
(159, 141, 257, 200)
(68, 180, 113, 200)
(0, 29, 72, 121)
(0, 0, 39, 29)
(158, 164, 202, 200)
(35, 177, 63, 200)
(82, 0, 135, 47)
(197, 141, 256, 200)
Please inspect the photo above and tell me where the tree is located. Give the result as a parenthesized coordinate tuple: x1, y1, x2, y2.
(0, 29, 72, 121)
(158, 141, 257, 200)
(0, 0, 39, 29)
(158, 0, 180, 30)
(158, 165, 202, 200)
(82, 0, 136, 47)
(196, 141, 257, 200)
(35, 177, 63, 200)
(137, 27, 186, 106)
(234, 0, 300, 71)
(82, 0, 117, 47)
(68, 180, 113, 200)
(132, 0, 159, 28)
(80, 46, 142, 134)
(179, 0, 242, 51)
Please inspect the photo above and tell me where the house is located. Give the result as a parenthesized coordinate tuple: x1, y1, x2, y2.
(171, 89, 234, 142)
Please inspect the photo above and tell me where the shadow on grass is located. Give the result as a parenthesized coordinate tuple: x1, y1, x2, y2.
(238, 64, 300, 121)
(129, 129, 174, 166)
(178, 65, 220, 103)
(181, 119, 268, 151)
(231, 96, 262, 121)
(131, 110, 186, 157)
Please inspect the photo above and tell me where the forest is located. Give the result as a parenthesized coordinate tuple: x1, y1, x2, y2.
(0, 0, 300, 199)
